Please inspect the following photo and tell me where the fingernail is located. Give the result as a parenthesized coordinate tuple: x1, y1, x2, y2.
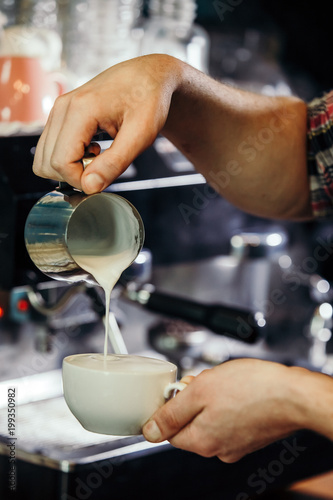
(83, 173, 105, 193)
(143, 420, 162, 442)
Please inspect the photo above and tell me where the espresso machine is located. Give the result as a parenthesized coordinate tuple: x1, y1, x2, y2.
(1, 131, 333, 500)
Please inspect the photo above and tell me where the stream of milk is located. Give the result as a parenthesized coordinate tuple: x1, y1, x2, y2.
(73, 252, 133, 356)
(70, 193, 142, 358)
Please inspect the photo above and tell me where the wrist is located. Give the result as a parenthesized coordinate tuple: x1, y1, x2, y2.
(288, 366, 333, 439)
(144, 53, 186, 91)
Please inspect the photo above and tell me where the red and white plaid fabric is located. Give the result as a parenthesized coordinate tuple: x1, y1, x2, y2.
(307, 90, 333, 218)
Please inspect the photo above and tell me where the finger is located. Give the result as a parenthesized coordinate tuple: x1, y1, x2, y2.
(41, 96, 73, 178)
(180, 375, 195, 385)
(32, 126, 48, 178)
(35, 108, 101, 184)
(81, 110, 160, 194)
(168, 410, 218, 458)
(33, 95, 86, 186)
(33, 116, 75, 182)
(46, 95, 101, 189)
(32, 107, 61, 180)
(142, 382, 203, 444)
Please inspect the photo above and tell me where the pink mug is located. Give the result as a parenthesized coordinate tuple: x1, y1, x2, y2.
(0, 56, 65, 123)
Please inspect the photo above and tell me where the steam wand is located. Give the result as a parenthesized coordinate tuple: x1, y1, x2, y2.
(123, 284, 266, 344)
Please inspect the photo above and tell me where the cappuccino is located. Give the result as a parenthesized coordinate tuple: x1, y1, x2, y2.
(63, 353, 184, 435)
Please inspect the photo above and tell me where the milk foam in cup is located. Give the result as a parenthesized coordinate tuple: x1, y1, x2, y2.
(62, 353, 186, 436)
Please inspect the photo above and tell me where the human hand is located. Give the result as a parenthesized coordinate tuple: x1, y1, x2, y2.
(32, 55, 183, 193)
(142, 358, 310, 463)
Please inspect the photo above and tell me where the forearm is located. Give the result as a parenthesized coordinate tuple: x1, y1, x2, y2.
(164, 61, 311, 220)
(291, 367, 333, 441)
(33, 53, 312, 217)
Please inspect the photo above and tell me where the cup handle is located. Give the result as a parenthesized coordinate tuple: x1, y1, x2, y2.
(164, 381, 187, 400)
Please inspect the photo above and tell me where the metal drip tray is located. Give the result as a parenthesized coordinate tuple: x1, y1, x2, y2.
(0, 369, 168, 473)
(2, 367, 333, 500)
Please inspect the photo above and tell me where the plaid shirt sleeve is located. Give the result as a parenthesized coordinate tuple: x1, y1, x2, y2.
(307, 90, 333, 218)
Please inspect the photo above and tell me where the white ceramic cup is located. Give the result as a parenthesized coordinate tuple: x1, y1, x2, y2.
(62, 354, 186, 436)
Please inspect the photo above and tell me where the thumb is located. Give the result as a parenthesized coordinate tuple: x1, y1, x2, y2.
(81, 115, 159, 194)
(142, 376, 200, 443)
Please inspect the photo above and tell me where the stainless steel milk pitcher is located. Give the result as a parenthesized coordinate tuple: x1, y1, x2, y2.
(24, 158, 144, 284)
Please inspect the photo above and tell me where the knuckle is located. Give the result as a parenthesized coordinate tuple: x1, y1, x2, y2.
(196, 441, 217, 458)
(160, 408, 181, 432)
(53, 93, 69, 110)
(198, 368, 212, 381)
(107, 150, 126, 169)
(156, 405, 183, 436)
(217, 452, 241, 464)
(32, 161, 40, 176)
(49, 152, 64, 173)
(216, 443, 242, 463)
(32, 157, 49, 179)
(32, 165, 46, 178)
(191, 369, 212, 395)
(68, 90, 92, 110)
